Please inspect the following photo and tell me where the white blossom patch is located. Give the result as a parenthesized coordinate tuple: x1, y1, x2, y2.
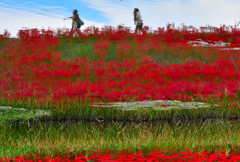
(187, 39, 231, 47)
(0, 106, 51, 120)
(93, 100, 217, 111)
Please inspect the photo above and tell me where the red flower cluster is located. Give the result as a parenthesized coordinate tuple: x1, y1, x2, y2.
(0, 30, 10, 39)
(2, 150, 240, 161)
(94, 40, 110, 60)
(0, 26, 239, 104)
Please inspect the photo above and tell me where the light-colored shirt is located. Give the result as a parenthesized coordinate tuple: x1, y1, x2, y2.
(135, 11, 143, 25)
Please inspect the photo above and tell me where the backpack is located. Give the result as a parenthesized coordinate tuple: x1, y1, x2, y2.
(77, 18, 84, 29)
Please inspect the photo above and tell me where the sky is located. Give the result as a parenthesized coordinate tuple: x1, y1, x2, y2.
(1, 0, 240, 37)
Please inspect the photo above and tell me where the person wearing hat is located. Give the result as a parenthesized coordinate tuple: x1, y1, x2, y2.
(133, 8, 143, 33)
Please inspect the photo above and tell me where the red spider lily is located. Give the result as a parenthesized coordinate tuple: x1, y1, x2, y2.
(2, 150, 240, 161)
(0, 26, 239, 104)
(94, 40, 110, 60)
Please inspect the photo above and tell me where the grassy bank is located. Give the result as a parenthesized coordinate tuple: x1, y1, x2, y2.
(1, 120, 240, 158)
(0, 28, 240, 160)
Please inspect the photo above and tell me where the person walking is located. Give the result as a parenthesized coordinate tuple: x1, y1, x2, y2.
(133, 8, 143, 33)
(66, 9, 83, 30)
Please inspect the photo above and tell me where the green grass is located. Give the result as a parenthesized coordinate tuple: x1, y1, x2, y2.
(147, 48, 219, 65)
(0, 120, 239, 158)
(56, 38, 220, 65)
(0, 38, 9, 52)
(0, 97, 239, 122)
(56, 38, 119, 62)
(57, 39, 96, 60)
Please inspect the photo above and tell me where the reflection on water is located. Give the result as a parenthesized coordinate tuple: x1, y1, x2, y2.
(3, 118, 240, 129)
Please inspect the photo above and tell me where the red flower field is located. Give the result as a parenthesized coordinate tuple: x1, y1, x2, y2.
(0, 25, 239, 104)
(2, 150, 240, 161)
